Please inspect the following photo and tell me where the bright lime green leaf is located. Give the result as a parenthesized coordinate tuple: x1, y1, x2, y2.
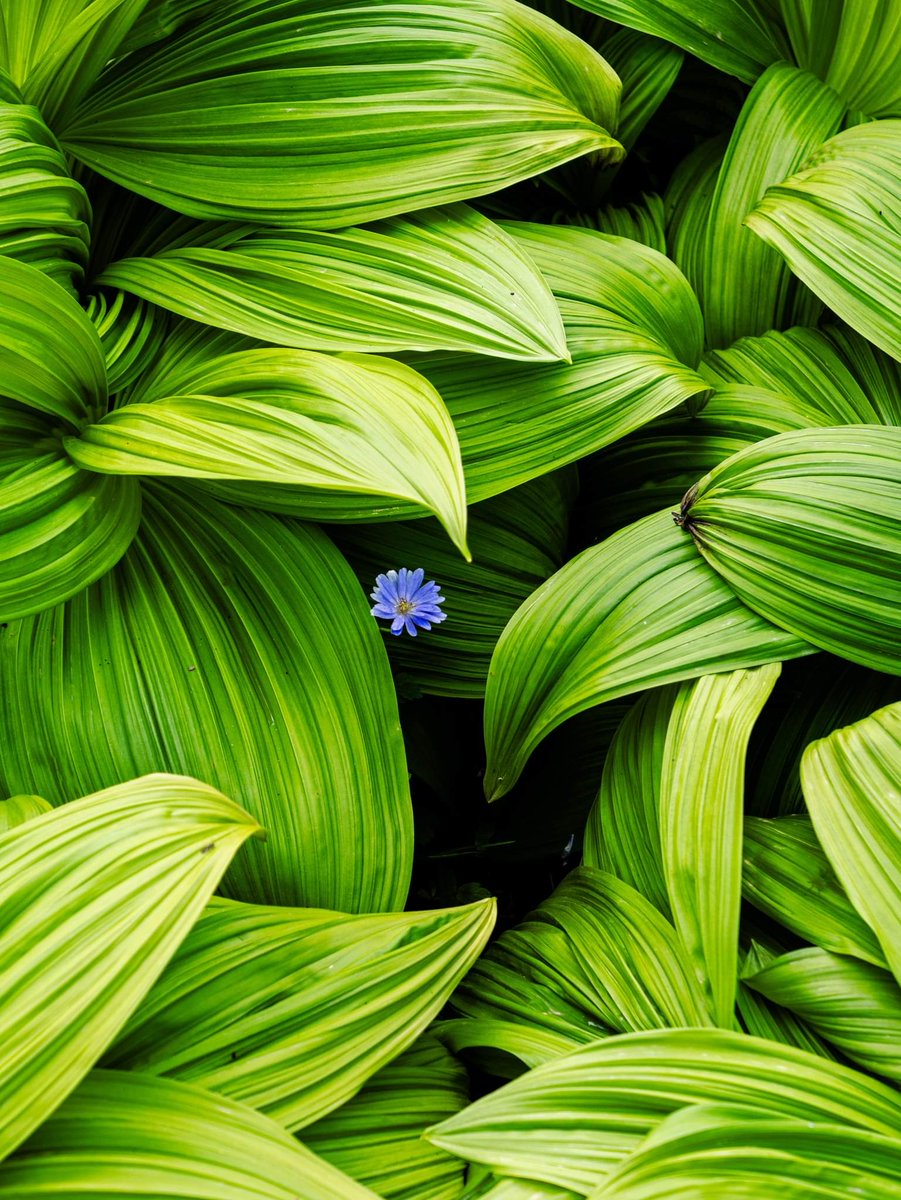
(59, 0, 623, 227)
(666, 135, 727, 299)
(98, 205, 569, 362)
(105, 895, 495, 1129)
(67, 349, 469, 553)
(0, 485, 413, 912)
(483, 508, 810, 799)
(678, 427, 901, 673)
(586, 194, 667, 253)
(743, 815, 889, 968)
(747, 121, 901, 362)
(801, 701, 901, 983)
(0, 794, 51, 832)
(743, 946, 901, 1082)
(438, 1019, 583, 1074)
(0, 91, 89, 294)
(0, 773, 260, 1162)
(426, 1029, 901, 1192)
(86, 290, 168, 394)
(659, 665, 780, 1028)
(594, 1104, 901, 1199)
(0, 1070, 381, 1199)
(697, 63, 843, 346)
(303, 1035, 469, 1200)
(737, 944, 838, 1059)
(479, 1182, 579, 1200)
(337, 472, 573, 698)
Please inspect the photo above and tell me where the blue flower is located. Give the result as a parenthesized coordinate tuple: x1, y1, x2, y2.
(370, 568, 446, 637)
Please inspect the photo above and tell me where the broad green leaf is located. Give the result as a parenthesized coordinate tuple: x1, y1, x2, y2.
(0, 794, 51, 832)
(483, 508, 810, 799)
(737, 945, 838, 1059)
(105, 895, 495, 1129)
(659, 665, 779, 1027)
(583, 687, 677, 917)
(411, 224, 709, 504)
(99, 205, 569, 362)
(801, 701, 901, 983)
(743, 946, 901, 1082)
(0, 773, 260, 1162)
(665, 135, 726, 298)
(426, 1029, 901, 1192)
(677, 427, 901, 673)
(478, 1183, 579, 1200)
(696, 63, 843, 347)
(586, 193, 667, 253)
(743, 815, 889, 967)
(337, 472, 573, 698)
(0, 90, 89, 294)
(67, 349, 469, 552)
(602, 30, 683, 153)
(557, 0, 787, 82)
(59, 0, 623, 227)
(0, 485, 413, 912)
(594, 1104, 901, 1199)
(0, 1069, 381, 1199)
(303, 1035, 469, 1200)
(747, 121, 901, 362)
(86, 289, 168, 394)
(439, 1019, 583, 1073)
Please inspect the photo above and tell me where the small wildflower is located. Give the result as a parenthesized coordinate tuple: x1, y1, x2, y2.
(370, 568, 446, 637)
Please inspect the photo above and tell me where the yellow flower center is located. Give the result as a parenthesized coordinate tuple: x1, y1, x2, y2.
(396, 600, 414, 614)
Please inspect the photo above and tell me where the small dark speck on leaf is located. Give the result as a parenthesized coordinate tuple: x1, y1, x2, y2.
(200, 842, 215, 854)
(188, 665, 196, 672)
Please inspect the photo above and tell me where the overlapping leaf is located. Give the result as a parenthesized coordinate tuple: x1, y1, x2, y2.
(0, 794, 51, 833)
(59, 0, 623, 226)
(99, 205, 569, 361)
(86, 289, 167, 394)
(0, 774, 260, 1161)
(0, 485, 413, 912)
(737, 944, 837, 1059)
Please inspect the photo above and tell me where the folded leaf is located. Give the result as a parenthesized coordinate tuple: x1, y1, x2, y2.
(801, 701, 901, 983)
(0, 485, 413, 912)
(59, 0, 623, 226)
(0, 773, 260, 1162)
(678, 426, 901, 673)
(99, 205, 569, 361)
(438, 1019, 582, 1073)
(67, 348, 469, 552)
(86, 289, 168, 394)
(483, 508, 810, 799)
(737, 945, 837, 1060)
(0, 1070, 381, 1199)
(747, 121, 901, 362)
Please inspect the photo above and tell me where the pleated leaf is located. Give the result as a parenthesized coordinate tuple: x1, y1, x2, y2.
(58, 0, 623, 227)
(602, 30, 683, 153)
(743, 946, 901, 1082)
(438, 1019, 583, 1073)
(0, 794, 51, 833)
(747, 120, 901, 362)
(0, 485, 413, 912)
(483, 508, 810, 799)
(801, 701, 901, 983)
(104, 894, 494, 1129)
(678, 426, 901, 673)
(426, 1029, 901, 1193)
(737, 945, 838, 1060)
(743, 815, 889, 967)
(0, 773, 260, 1162)
(67, 348, 469, 551)
(0, 1070, 380, 1199)
(86, 289, 168, 394)
(99, 205, 569, 361)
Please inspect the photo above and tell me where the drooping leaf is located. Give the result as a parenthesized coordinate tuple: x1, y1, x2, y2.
(58, 0, 623, 227)
(483, 508, 810, 799)
(426, 1029, 901, 1193)
(66, 348, 469, 552)
(0, 773, 260, 1162)
(0, 1070, 381, 1199)
(747, 120, 901, 362)
(99, 205, 569, 361)
(678, 426, 901, 673)
(105, 895, 494, 1130)
(801, 701, 901, 983)
(0, 485, 413, 912)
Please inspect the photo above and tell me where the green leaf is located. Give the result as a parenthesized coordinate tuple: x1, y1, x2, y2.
(586, 194, 668, 253)
(0, 485, 413, 912)
(426, 1029, 901, 1192)
(59, 0, 623, 227)
(659, 665, 780, 1027)
(0, 1069, 382, 1199)
(98, 205, 569, 362)
(601, 30, 683, 153)
(737, 944, 838, 1060)
(743, 815, 889, 967)
(483, 509, 810, 799)
(747, 121, 901, 363)
(439, 1018, 583, 1074)
(743, 946, 901, 1082)
(86, 290, 168, 394)
(678, 426, 901, 673)
(0, 773, 260, 1162)
(0, 794, 51, 833)
(104, 894, 494, 1129)
(801, 701, 901, 983)
(66, 348, 470, 553)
